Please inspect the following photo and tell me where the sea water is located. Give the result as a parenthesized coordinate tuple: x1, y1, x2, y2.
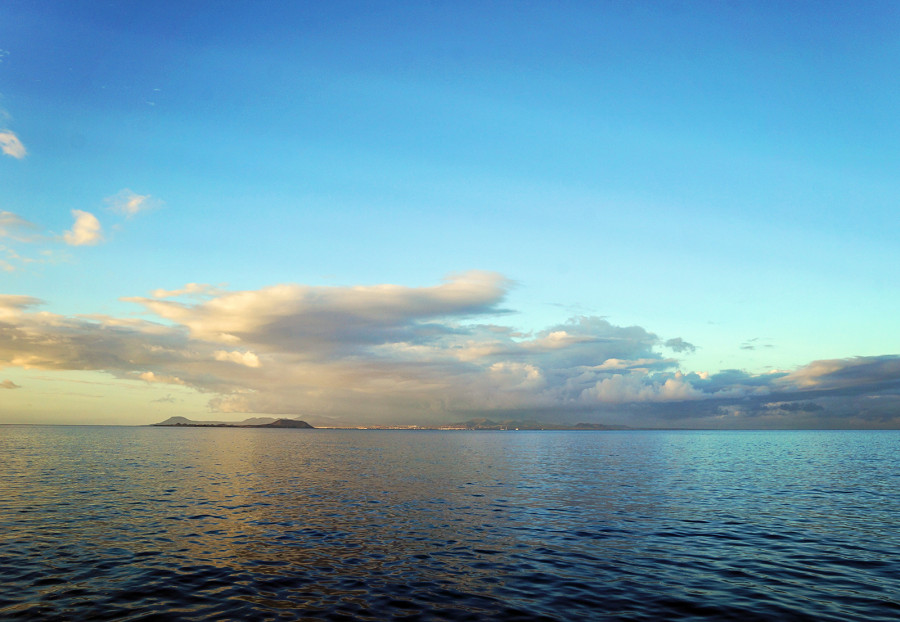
(1, 426, 897, 620)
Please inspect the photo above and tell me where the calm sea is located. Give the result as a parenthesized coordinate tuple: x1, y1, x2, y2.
(0, 427, 897, 620)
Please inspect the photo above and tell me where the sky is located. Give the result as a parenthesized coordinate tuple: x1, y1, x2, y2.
(1, 1, 899, 428)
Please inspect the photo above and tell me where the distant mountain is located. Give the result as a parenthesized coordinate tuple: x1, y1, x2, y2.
(153, 416, 231, 426)
(237, 417, 280, 426)
(263, 418, 315, 429)
(152, 416, 313, 429)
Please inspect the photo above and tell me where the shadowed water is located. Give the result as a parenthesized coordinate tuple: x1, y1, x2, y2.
(1, 427, 898, 620)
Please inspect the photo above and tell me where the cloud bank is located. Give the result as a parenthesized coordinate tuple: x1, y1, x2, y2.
(1, 274, 899, 427)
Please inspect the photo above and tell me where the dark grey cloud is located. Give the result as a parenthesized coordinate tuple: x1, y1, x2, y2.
(740, 337, 774, 351)
(762, 401, 824, 413)
(778, 355, 900, 393)
(693, 368, 788, 394)
(665, 337, 696, 353)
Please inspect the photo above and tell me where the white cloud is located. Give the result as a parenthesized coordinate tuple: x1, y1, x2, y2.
(0, 130, 26, 159)
(125, 270, 511, 347)
(138, 371, 187, 385)
(63, 210, 103, 246)
(523, 330, 591, 351)
(213, 350, 261, 368)
(105, 189, 161, 217)
(488, 362, 546, 391)
(581, 371, 704, 403)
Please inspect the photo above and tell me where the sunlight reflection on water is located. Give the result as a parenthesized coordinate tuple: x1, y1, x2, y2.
(1, 427, 898, 620)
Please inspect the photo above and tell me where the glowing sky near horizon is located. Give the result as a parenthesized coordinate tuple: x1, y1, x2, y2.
(1, 1, 899, 427)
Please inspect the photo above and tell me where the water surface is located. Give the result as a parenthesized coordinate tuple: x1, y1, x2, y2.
(1, 427, 898, 620)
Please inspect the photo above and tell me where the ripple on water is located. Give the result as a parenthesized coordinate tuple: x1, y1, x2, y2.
(1, 428, 899, 620)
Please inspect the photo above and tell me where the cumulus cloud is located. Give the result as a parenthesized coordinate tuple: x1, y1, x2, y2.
(1, 275, 899, 428)
(63, 210, 103, 246)
(1, 379, 20, 389)
(581, 371, 703, 403)
(105, 189, 161, 217)
(0, 203, 117, 271)
(0, 130, 26, 159)
(488, 362, 546, 391)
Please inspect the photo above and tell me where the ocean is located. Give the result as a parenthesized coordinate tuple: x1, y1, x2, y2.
(1, 426, 897, 620)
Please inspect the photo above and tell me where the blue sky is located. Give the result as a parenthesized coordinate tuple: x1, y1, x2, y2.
(1, 1, 899, 427)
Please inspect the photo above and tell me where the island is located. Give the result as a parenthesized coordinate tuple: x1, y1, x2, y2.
(152, 416, 314, 429)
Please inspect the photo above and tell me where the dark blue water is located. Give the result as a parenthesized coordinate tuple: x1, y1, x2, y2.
(1, 427, 897, 620)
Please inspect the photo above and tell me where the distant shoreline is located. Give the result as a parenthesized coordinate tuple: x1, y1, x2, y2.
(149, 418, 643, 431)
(3, 424, 896, 430)
(152, 416, 314, 429)
(152, 423, 314, 429)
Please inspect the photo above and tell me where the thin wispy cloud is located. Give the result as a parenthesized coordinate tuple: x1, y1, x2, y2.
(0, 211, 40, 242)
(0, 379, 21, 389)
(0, 210, 95, 271)
(62, 210, 103, 246)
(105, 189, 161, 217)
(151, 283, 222, 299)
(741, 337, 774, 351)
